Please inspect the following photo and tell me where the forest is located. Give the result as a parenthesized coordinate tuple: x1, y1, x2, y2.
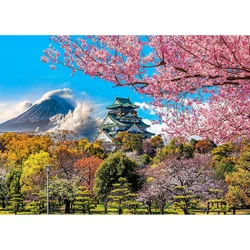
(0, 130, 249, 215)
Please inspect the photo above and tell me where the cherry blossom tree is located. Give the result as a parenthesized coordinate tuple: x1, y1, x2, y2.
(138, 154, 227, 214)
(42, 36, 250, 143)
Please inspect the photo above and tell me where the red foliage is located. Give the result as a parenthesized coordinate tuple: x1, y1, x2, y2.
(195, 140, 215, 154)
(74, 156, 103, 191)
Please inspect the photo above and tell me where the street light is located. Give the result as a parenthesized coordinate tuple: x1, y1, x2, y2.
(46, 165, 50, 215)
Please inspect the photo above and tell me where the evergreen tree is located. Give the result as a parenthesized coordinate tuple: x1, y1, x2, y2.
(0, 169, 7, 208)
(7, 193, 24, 214)
(173, 186, 199, 215)
(94, 151, 140, 213)
(25, 200, 41, 215)
(73, 186, 95, 214)
(108, 177, 140, 215)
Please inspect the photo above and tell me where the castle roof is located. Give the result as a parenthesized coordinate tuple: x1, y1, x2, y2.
(106, 97, 139, 109)
(95, 96, 155, 142)
(101, 114, 150, 128)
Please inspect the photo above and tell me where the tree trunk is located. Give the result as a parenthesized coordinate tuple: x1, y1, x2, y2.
(104, 201, 108, 214)
(147, 203, 152, 215)
(1, 198, 5, 208)
(233, 207, 236, 215)
(133, 207, 136, 215)
(118, 208, 122, 215)
(183, 208, 189, 215)
(207, 202, 210, 214)
(160, 203, 165, 215)
(65, 199, 70, 214)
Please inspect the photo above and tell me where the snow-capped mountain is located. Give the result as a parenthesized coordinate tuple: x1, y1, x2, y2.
(0, 95, 75, 132)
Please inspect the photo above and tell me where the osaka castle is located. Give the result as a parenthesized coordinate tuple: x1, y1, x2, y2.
(95, 97, 155, 143)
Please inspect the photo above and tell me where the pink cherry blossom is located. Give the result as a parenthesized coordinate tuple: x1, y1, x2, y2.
(42, 36, 250, 143)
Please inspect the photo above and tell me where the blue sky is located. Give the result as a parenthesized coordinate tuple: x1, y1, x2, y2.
(0, 36, 158, 124)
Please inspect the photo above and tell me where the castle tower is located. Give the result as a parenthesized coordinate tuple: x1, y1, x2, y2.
(95, 97, 155, 143)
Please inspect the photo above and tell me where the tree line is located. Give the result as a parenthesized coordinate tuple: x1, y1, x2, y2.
(0, 130, 249, 215)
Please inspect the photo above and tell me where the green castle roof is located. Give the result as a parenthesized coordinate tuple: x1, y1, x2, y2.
(107, 97, 139, 109)
(96, 96, 155, 141)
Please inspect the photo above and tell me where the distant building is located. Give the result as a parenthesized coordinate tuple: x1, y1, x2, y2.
(95, 97, 154, 144)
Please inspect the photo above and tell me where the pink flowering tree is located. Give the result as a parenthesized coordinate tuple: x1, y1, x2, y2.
(137, 154, 227, 214)
(42, 36, 250, 143)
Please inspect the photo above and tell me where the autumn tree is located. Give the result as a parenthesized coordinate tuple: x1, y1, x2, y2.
(150, 135, 164, 150)
(42, 35, 250, 143)
(20, 150, 51, 199)
(75, 137, 105, 158)
(2, 133, 52, 166)
(112, 132, 143, 154)
(94, 151, 140, 213)
(211, 142, 236, 161)
(195, 140, 216, 154)
(0, 141, 5, 152)
(154, 138, 195, 163)
(74, 156, 103, 192)
(226, 149, 250, 212)
(76, 138, 89, 153)
(52, 143, 83, 178)
(211, 142, 237, 179)
(84, 141, 105, 159)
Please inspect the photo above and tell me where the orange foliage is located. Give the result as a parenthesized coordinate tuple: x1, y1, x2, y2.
(0, 132, 52, 166)
(74, 156, 103, 191)
(195, 140, 214, 154)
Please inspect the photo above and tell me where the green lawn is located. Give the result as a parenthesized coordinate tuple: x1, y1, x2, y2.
(1, 203, 250, 215)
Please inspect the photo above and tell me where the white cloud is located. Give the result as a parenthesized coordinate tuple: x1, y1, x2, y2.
(15, 100, 33, 112)
(91, 102, 110, 119)
(134, 101, 156, 115)
(81, 91, 88, 96)
(35, 88, 74, 105)
(143, 119, 167, 135)
(143, 119, 170, 145)
(0, 100, 32, 123)
(49, 102, 101, 139)
(143, 119, 202, 144)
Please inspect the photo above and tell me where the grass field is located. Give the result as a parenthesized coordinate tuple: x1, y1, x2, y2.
(1, 203, 250, 215)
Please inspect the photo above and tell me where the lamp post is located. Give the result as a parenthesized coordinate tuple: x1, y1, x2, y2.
(46, 165, 50, 215)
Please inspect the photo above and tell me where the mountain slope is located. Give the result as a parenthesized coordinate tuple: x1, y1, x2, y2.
(0, 96, 74, 132)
